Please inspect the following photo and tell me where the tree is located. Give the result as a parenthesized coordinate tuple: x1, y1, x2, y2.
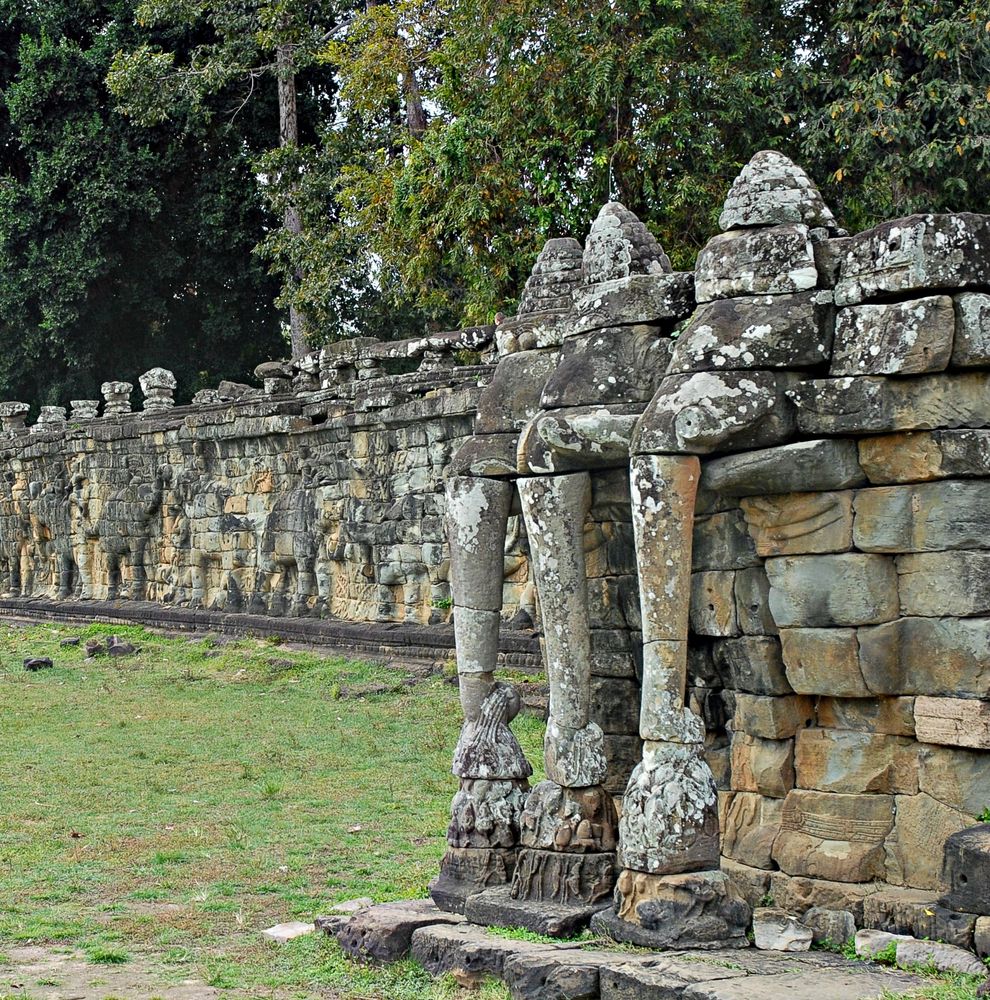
(313, 0, 798, 328)
(783, 0, 990, 231)
(0, 0, 285, 406)
(108, 0, 351, 357)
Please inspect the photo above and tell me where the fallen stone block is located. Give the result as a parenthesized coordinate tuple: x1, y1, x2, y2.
(801, 907, 856, 946)
(895, 938, 986, 976)
(23, 657, 53, 671)
(752, 906, 813, 951)
(855, 928, 912, 960)
(261, 921, 315, 944)
(314, 897, 375, 936)
(863, 887, 975, 950)
(335, 898, 463, 962)
(940, 824, 990, 915)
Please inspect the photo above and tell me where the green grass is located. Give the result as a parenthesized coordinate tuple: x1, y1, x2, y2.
(0, 621, 540, 998)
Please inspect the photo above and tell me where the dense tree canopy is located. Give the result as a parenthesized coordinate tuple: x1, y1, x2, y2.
(1, 0, 988, 399)
(0, 0, 291, 405)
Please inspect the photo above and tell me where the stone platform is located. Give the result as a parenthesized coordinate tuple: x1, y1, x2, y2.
(321, 899, 928, 1000)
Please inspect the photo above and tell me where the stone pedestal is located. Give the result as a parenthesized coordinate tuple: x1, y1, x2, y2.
(0, 401, 29, 433)
(69, 399, 100, 421)
(140, 367, 177, 413)
(591, 869, 750, 949)
(430, 847, 517, 914)
(101, 381, 132, 417)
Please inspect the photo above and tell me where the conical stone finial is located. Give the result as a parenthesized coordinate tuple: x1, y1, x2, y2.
(719, 150, 836, 231)
(583, 202, 671, 286)
(518, 238, 584, 316)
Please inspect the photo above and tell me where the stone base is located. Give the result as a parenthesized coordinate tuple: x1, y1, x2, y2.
(591, 869, 751, 950)
(509, 848, 616, 907)
(465, 884, 610, 938)
(429, 847, 517, 915)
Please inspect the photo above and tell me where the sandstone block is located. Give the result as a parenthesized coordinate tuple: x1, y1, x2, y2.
(720, 857, 773, 910)
(976, 916, 990, 957)
(690, 571, 739, 637)
(572, 271, 695, 332)
(714, 636, 792, 696)
(854, 929, 912, 960)
(857, 432, 945, 485)
(766, 553, 898, 628)
(918, 744, 990, 815)
(794, 729, 919, 795)
(336, 899, 463, 963)
(896, 939, 986, 976)
(733, 693, 815, 740)
(768, 871, 875, 922)
(885, 793, 972, 890)
(475, 350, 557, 433)
(831, 296, 954, 376)
(816, 697, 916, 737)
(779, 628, 870, 697)
(854, 480, 990, 553)
(940, 823, 990, 915)
(695, 225, 817, 302)
(774, 790, 894, 883)
(863, 888, 976, 950)
(734, 568, 778, 636)
(858, 617, 990, 697)
(800, 907, 856, 946)
(741, 491, 854, 557)
(701, 438, 866, 497)
(692, 508, 760, 571)
(897, 551, 990, 618)
(719, 791, 784, 870)
(791, 372, 990, 436)
(669, 292, 833, 373)
(752, 907, 813, 951)
(834, 213, 990, 306)
(953, 291, 990, 366)
(730, 732, 795, 798)
(914, 696, 990, 750)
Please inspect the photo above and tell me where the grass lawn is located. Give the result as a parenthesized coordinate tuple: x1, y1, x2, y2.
(0, 621, 546, 999)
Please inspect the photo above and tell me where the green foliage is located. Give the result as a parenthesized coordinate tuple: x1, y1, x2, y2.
(976, 807, 990, 822)
(783, 1, 990, 232)
(0, 0, 286, 405)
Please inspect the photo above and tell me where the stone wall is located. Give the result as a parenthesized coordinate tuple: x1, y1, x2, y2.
(4, 150, 990, 933)
(0, 331, 534, 629)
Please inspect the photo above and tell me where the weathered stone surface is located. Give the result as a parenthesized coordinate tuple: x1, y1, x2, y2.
(453, 607, 500, 674)
(918, 744, 990, 815)
(801, 907, 856, 946)
(953, 291, 990, 366)
(516, 237, 584, 317)
(543, 720, 609, 788)
(335, 899, 463, 963)
(977, 916, 990, 957)
(669, 292, 833, 374)
(831, 297, 954, 376)
(430, 847, 517, 914)
(753, 907, 813, 951)
(854, 928, 913, 959)
(593, 869, 750, 950)
(573, 272, 695, 333)
(886, 793, 972, 890)
(898, 551, 990, 617)
(692, 508, 760, 572)
(854, 480, 990, 553)
(714, 636, 791, 696)
(690, 571, 739, 637)
(634, 371, 798, 456)
(719, 791, 784, 870)
(734, 567, 778, 636)
(518, 781, 617, 854)
(583, 201, 671, 285)
(695, 225, 817, 303)
(702, 439, 866, 498)
(466, 883, 608, 939)
(940, 823, 990, 915)
(619, 742, 719, 874)
(453, 683, 533, 780)
(858, 617, 990, 697)
(774, 790, 894, 883)
(638, 641, 704, 744)
(766, 553, 898, 628)
(834, 213, 990, 306)
(719, 150, 837, 231)
(540, 325, 670, 409)
(262, 921, 314, 943)
(863, 887, 977, 950)
(769, 872, 875, 922)
(794, 729, 918, 795)
(914, 696, 990, 750)
(475, 350, 558, 434)
(896, 939, 986, 976)
(448, 433, 520, 477)
(779, 628, 870, 697)
(816, 697, 916, 737)
(790, 372, 990, 435)
(448, 777, 530, 848)
(733, 693, 815, 740)
(720, 858, 772, 909)
(508, 847, 616, 907)
(730, 732, 795, 798)
(446, 476, 513, 612)
(857, 431, 946, 485)
(742, 491, 854, 557)
(521, 407, 640, 475)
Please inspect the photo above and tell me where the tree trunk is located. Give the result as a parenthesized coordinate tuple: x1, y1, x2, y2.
(277, 43, 308, 359)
